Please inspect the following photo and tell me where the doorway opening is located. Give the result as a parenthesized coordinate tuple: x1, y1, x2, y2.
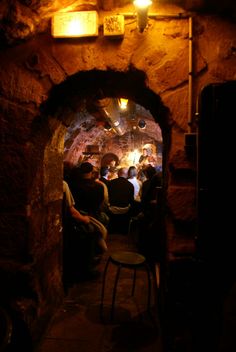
(41, 69, 171, 287)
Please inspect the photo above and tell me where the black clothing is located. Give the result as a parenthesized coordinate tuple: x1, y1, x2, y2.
(71, 178, 104, 217)
(99, 177, 110, 188)
(107, 177, 134, 234)
(108, 177, 134, 207)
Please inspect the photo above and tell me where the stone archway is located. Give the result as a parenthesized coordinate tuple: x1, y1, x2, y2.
(1, 5, 236, 344)
(0, 64, 172, 342)
(0, 24, 197, 345)
(41, 68, 171, 256)
(41, 68, 171, 293)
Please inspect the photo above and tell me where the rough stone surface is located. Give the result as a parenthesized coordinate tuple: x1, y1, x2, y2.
(167, 185, 196, 222)
(0, 1, 236, 345)
(0, 60, 46, 106)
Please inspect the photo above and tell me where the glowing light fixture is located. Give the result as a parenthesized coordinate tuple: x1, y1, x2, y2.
(138, 119, 146, 129)
(51, 11, 98, 38)
(128, 149, 141, 165)
(133, 0, 152, 33)
(118, 98, 129, 111)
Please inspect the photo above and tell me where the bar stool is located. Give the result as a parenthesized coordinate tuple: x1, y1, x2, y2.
(100, 250, 152, 321)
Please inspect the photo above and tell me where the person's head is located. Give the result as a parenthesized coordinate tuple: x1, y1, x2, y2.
(118, 167, 128, 178)
(79, 162, 93, 178)
(128, 166, 137, 179)
(100, 166, 109, 178)
(109, 159, 116, 167)
(144, 164, 156, 180)
(142, 148, 148, 156)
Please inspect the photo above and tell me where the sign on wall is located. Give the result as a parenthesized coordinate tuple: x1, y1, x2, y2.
(51, 11, 98, 38)
(103, 15, 125, 37)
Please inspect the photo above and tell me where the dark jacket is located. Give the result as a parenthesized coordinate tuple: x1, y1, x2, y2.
(108, 177, 134, 208)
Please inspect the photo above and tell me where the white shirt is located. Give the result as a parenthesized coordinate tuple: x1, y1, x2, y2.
(128, 177, 141, 202)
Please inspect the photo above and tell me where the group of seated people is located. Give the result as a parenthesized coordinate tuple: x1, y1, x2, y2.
(62, 160, 162, 288)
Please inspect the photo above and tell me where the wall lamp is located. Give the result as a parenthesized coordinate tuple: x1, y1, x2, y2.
(133, 0, 152, 33)
(138, 119, 146, 129)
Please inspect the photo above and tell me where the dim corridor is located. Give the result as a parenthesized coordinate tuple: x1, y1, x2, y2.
(35, 233, 163, 352)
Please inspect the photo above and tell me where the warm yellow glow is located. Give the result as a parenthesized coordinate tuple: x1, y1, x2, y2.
(128, 149, 141, 165)
(118, 98, 129, 111)
(133, 0, 152, 9)
(103, 15, 125, 37)
(52, 11, 98, 38)
(133, 0, 152, 32)
(67, 19, 83, 36)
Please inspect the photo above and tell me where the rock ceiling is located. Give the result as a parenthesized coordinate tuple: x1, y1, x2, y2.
(0, 0, 236, 47)
(0, 0, 235, 144)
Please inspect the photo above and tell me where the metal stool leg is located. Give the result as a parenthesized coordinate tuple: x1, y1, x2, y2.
(127, 218, 133, 247)
(111, 264, 122, 321)
(131, 267, 137, 296)
(100, 256, 111, 320)
(145, 263, 152, 312)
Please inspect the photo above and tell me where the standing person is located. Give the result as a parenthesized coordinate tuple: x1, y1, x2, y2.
(139, 147, 157, 169)
(107, 159, 118, 180)
(139, 148, 149, 165)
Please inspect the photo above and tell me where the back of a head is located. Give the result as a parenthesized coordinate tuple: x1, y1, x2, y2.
(144, 164, 156, 179)
(79, 162, 93, 177)
(128, 166, 137, 178)
(118, 167, 128, 178)
(100, 166, 109, 177)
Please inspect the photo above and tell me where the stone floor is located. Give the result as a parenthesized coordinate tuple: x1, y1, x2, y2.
(35, 234, 164, 352)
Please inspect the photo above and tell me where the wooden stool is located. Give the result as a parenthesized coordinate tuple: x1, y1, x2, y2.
(100, 251, 152, 321)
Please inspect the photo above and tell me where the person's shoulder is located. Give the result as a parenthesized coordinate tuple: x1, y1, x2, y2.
(95, 180, 105, 190)
(63, 180, 69, 192)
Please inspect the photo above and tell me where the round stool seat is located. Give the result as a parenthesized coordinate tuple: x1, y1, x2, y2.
(110, 251, 145, 266)
(100, 250, 152, 321)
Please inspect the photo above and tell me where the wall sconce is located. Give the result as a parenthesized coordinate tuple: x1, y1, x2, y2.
(138, 119, 146, 129)
(133, 0, 152, 33)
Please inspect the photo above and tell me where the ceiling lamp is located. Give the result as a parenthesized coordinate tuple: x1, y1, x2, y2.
(118, 98, 129, 111)
(138, 119, 146, 129)
(133, 0, 152, 33)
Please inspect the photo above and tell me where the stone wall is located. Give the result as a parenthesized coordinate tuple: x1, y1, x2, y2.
(0, 3, 236, 343)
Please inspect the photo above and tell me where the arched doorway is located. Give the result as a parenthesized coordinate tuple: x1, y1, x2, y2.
(40, 69, 171, 279)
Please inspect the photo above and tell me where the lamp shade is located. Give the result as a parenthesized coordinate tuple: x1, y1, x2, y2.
(133, 0, 152, 32)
